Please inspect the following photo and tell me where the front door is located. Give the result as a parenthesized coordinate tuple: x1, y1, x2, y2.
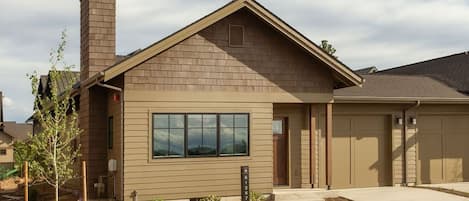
(273, 118, 288, 186)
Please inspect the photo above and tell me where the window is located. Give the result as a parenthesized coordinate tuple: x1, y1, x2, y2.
(152, 113, 249, 158)
(153, 114, 185, 158)
(220, 114, 249, 155)
(0, 149, 6, 155)
(108, 116, 113, 149)
(229, 24, 244, 47)
(188, 114, 217, 156)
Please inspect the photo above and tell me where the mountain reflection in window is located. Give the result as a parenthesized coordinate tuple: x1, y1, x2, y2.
(153, 114, 185, 157)
(188, 114, 217, 156)
(220, 114, 248, 155)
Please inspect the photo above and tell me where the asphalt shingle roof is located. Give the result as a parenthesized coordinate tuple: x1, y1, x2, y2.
(377, 52, 469, 94)
(334, 74, 469, 100)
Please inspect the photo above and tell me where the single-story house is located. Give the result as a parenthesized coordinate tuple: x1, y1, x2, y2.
(34, 0, 469, 200)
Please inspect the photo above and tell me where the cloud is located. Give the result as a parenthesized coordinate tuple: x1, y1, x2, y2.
(0, 0, 468, 122)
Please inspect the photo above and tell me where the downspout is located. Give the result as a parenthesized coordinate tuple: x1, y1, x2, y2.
(403, 100, 420, 186)
(96, 82, 124, 201)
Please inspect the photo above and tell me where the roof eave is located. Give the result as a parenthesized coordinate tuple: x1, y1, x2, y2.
(334, 96, 469, 104)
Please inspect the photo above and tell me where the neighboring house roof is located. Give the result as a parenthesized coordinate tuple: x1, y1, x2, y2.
(101, 0, 363, 88)
(355, 66, 378, 75)
(2, 122, 32, 141)
(38, 71, 80, 97)
(378, 52, 469, 94)
(334, 74, 469, 103)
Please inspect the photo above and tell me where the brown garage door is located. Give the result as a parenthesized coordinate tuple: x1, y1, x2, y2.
(332, 115, 392, 188)
(418, 115, 469, 184)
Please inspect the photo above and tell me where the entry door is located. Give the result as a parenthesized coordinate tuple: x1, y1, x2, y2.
(273, 118, 288, 185)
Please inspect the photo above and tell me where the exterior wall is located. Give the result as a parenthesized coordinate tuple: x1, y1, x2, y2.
(106, 76, 123, 199)
(80, 87, 109, 198)
(123, 92, 273, 200)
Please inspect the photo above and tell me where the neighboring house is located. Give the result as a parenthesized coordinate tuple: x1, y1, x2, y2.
(33, 0, 469, 200)
(0, 91, 32, 168)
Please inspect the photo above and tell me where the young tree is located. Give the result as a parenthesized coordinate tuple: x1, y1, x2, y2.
(26, 31, 82, 201)
(320, 40, 338, 58)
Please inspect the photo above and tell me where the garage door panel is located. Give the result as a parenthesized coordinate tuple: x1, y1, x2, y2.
(418, 136, 443, 184)
(332, 115, 391, 188)
(418, 115, 469, 184)
(332, 117, 352, 188)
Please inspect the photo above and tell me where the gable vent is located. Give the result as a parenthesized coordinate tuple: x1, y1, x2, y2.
(229, 24, 244, 47)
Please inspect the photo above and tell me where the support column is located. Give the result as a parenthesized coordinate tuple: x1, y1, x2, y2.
(325, 103, 333, 189)
(309, 104, 318, 187)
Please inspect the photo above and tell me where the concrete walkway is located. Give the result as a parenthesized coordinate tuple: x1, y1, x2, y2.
(274, 187, 469, 201)
(420, 182, 469, 193)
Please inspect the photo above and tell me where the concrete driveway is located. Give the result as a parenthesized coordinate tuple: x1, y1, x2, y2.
(328, 187, 469, 201)
(420, 182, 469, 194)
(274, 186, 469, 201)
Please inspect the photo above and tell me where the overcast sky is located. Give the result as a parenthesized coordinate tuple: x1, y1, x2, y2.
(0, 0, 468, 122)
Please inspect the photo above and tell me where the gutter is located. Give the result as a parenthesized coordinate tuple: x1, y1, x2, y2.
(96, 81, 124, 201)
(334, 96, 469, 104)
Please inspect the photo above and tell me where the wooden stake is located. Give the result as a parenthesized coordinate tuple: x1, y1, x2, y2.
(82, 161, 87, 201)
(24, 161, 28, 201)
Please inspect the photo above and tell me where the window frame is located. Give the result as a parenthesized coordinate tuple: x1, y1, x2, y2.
(108, 116, 113, 150)
(151, 113, 250, 159)
(152, 113, 186, 159)
(0, 149, 6, 155)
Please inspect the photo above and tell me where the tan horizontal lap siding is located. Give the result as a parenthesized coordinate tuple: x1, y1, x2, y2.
(123, 97, 273, 200)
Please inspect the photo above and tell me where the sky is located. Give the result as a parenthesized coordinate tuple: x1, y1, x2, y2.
(0, 0, 468, 122)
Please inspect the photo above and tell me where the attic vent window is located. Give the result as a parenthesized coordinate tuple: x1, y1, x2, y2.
(229, 24, 244, 47)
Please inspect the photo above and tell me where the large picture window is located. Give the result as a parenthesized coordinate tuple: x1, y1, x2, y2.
(152, 113, 249, 158)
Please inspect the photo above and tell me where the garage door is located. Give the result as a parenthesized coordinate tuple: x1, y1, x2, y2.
(418, 115, 469, 184)
(332, 115, 392, 188)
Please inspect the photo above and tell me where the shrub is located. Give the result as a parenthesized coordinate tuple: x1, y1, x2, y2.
(249, 192, 266, 201)
(200, 195, 221, 201)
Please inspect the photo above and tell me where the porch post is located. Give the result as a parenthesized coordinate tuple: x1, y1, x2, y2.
(325, 103, 333, 189)
(309, 104, 317, 187)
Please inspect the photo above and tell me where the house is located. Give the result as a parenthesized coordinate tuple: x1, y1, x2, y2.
(0, 92, 33, 168)
(34, 0, 469, 200)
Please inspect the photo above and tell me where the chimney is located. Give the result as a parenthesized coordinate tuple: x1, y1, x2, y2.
(80, 0, 116, 81)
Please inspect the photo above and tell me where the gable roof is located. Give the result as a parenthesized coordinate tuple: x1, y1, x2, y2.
(378, 52, 469, 94)
(102, 0, 363, 88)
(334, 74, 469, 103)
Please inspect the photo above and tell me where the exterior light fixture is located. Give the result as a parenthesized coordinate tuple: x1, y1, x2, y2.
(409, 117, 417, 125)
(396, 117, 403, 125)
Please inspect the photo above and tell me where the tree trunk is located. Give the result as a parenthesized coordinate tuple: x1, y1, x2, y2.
(55, 185, 59, 201)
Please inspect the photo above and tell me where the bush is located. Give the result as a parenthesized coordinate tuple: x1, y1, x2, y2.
(249, 192, 266, 201)
(200, 195, 221, 201)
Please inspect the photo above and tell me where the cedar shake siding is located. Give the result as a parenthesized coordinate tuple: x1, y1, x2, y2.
(124, 9, 334, 94)
(121, 9, 334, 200)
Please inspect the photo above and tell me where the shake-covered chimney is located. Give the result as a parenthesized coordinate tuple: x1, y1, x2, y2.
(80, 0, 116, 81)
